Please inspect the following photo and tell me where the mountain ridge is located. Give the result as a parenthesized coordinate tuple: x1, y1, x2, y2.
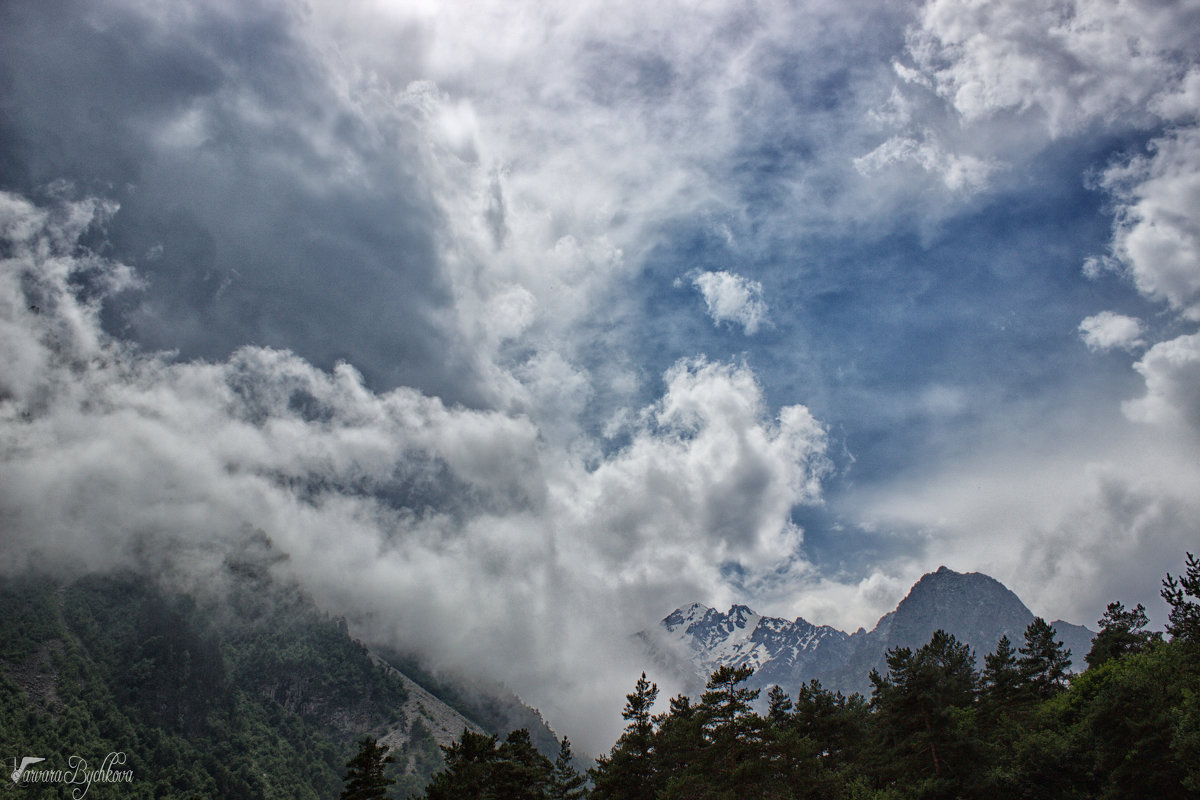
(643, 566, 1097, 698)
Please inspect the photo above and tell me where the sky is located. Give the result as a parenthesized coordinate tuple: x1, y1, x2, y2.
(2, 0, 1200, 750)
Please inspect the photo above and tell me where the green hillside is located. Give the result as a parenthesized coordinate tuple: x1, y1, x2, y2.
(0, 558, 448, 799)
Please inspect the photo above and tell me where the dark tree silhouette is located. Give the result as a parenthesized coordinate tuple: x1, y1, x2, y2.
(340, 736, 395, 800)
(1163, 552, 1200, 643)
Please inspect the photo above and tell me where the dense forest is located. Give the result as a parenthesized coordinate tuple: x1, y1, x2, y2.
(419, 554, 1200, 800)
(0, 539, 439, 799)
(0, 533, 568, 799)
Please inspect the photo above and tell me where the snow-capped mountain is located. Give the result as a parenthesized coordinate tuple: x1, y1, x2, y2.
(642, 567, 1096, 698)
(648, 602, 851, 695)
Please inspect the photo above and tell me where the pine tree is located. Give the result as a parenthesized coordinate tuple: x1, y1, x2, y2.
(589, 672, 660, 800)
(790, 681, 869, 799)
(623, 672, 659, 754)
(980, 635, 1022, 709)
(974, 634, 1035, 798)
(1162, 552, 1200, 643)
(765, 684, 793, 724)
(421, 730, 500, 800)
(1018, 618, 1071, 699)
(869, 630, 978, 798)
(493, 728, 554, 800)
(760, 684, 817, 799)
(340, 736, 396, 800)
(700, 664, 759, 741)
(548, 737, 587, 800)
(697, 664, 764, 796)
(653, 694, 705, 799)
(1085, 601, 1161, 668)
(1063, 637, 1194, 799)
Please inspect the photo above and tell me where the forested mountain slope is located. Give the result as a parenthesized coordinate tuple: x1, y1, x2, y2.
(0, 550, 557, 799)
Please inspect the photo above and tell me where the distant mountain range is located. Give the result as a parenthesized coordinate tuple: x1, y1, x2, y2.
(641, 566, 1096, 698)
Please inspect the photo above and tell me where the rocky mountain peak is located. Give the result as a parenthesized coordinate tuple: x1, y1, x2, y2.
(643, 567, 1096, 699)
(860, 567, 1037, 680)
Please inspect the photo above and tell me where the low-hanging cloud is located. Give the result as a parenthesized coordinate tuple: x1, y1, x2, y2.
(848, 426, 1200, 630)
(0, 0, 922, 750)
(0, 191, 830, 750)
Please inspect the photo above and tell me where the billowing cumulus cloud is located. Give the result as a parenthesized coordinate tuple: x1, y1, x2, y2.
(0, 0, 908, 749)
(905, 0, 1199, 135)
(1124, 333, 1200, 431)
(688, 270, 770, 334)
(0, 193, 829, 748)
(1098, 127, 1200, 321)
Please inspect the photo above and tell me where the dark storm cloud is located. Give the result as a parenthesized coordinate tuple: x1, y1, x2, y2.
(0, 0, 485, 402)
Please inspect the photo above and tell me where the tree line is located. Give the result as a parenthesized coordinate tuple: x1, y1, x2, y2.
(397, 553, 1200, 799)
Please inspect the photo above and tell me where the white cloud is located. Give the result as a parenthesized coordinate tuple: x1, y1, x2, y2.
(1123, 333, 1200, 431)
(854, 133, 999, 193)
(1078, 311, 1146, 352)
(303, 0, 927, 368)
(845, 0, 1200, 634)
(0, 0, 919, 747)
(689, 270, 769, 334)
(865, 0, 1200, 221)
(0, 193, 830, 750)
(1151, 68, 1200, 124)
(847, 427, 1200, 629)
(1011, 458, 1200, 626)
(1087, 124, 1200, 438)
(1100, 126, 1200, 321)
(566, 357, 827, 567)
(894, 1, 1200, 452)
(906, 0, 1199, 135)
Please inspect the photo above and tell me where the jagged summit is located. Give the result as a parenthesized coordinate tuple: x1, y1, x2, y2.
(646, 600, 850, 697)
(662, 602, 713, 629)
(643, 566, 1096, 699)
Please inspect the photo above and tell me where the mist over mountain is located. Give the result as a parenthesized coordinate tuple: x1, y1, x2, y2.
(644, 567, 1096, 697)
(0, 549, 564, 798)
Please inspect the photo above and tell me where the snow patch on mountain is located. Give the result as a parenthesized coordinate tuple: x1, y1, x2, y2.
(643, 567, 1096, 698)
